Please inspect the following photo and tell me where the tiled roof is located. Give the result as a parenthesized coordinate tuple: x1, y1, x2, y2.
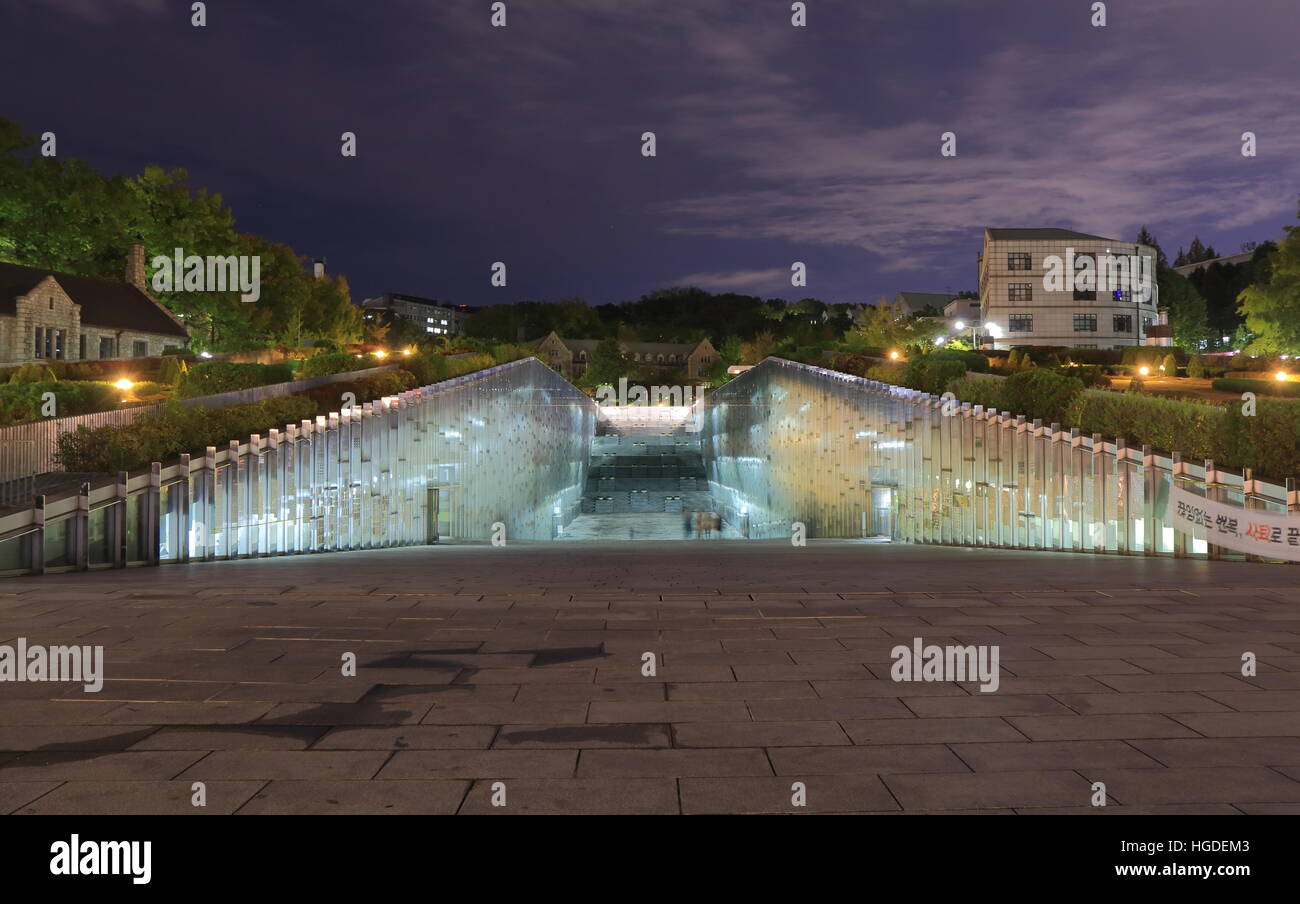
(0, 261, 189, 337)
(986, 228, 1120, 243)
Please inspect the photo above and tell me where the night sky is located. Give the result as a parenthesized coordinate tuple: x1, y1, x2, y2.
(2, 0, 1297, 307)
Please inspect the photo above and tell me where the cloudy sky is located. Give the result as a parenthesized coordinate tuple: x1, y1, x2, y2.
(2, 0, 1297, 305)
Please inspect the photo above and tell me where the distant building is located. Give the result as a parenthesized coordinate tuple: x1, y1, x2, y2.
(0, 245, 190, 365)
(533, 332, 718, 381)
(360, 293, 472, 337)
(1170, 250, 1256, 278)
(978, 228, 1159, 350)
(891, 291, 958, 316)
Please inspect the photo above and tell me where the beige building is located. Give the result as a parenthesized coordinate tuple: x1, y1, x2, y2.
(978, 228, 1159, 350)
(534, 332, 719, 381)
(0, 245, 189, 365)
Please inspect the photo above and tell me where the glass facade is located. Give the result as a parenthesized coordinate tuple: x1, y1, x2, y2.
(0, 358, 595, 576)
(701, 358, 1295, 559)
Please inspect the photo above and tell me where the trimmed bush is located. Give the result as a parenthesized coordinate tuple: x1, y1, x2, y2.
(1221, 400, 1300, 480)
(904, 354, 968, 395)
(157, 356, 188, 386)
(1187, 356, 1206, 379)
(299, 370, 418, 413)
(1000, 369, 1084, 424)
(945, 375, 1006, 412)
(56, 395, 319, 473)
(863, 363, 908, 385)
(177, 361, 296, 398)
(1065, 391, 1224, 462)
(0, 381, 122, 426)
(1212, 377, 1300, 398)
(297, 352, 370, 378)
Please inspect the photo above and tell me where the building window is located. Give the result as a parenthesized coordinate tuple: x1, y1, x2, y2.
(1007, 252, 1031, 271)
(1112, 289, 1131, 303)
(1008, 314, 1033, 333)
(79, 334, 87, 360)
(34, 327, 44, 358)
(100, 337, 115, 358)
(1073, 313, 1098, 332)
(132, 340, 148, 357)
(1113, 314, 1132, 333)
(53, 329, 64, 360)
(1008, 283, 1032, 301)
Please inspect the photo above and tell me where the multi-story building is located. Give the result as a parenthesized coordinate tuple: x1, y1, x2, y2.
(978, 228, 1159, 350)
(360, 293, 472, 337)
(0, 245, 190, 365)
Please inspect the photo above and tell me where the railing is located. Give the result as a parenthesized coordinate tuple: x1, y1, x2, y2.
(0, 440, 36, 509)
(0, 358, 596, 576)
(701, 358, 1300, 561)
(0, 364, 399, 477)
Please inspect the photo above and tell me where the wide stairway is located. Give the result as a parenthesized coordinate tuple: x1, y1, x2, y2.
(560, 407, 737, 540)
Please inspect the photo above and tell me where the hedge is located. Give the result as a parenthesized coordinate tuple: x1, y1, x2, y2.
(298, 370, 418, 412)
(55, 396, 320, 473)
(177, 361, 296, 398)
(0, 381, 122, 426)
(1211, 378, 1300, 398)
(297, 352, 372, 378)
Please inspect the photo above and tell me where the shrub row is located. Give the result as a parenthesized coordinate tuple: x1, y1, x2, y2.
(898, 366, 1300, 481)
(55, 396, 320, 473)
(0, 381, 124, 426)
(1212, 378, 1300, 398)
(298, 370, 419, 413)
(296, 351, 374, 379)
(177, 361, 295, 398)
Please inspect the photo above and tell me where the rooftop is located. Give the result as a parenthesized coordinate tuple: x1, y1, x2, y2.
(0, 260, 188, 337)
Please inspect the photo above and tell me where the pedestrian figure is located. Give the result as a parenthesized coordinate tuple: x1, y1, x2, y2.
(682, 507, 693, 539)
(693, 509, 703, 538)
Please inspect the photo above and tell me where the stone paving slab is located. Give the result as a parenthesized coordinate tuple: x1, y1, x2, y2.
(1, 540, 1299, 813)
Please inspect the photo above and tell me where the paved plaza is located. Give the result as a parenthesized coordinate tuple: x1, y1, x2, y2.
(1, 540, 1299, 814)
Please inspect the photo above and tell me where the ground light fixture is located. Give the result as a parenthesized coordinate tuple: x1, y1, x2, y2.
(1139, 366, 1150, 376)
(113, 378, 133, 391)
(373, 349, 388, 359)
(1276, 370, 1289, 382)
(889, 351, 900, 360)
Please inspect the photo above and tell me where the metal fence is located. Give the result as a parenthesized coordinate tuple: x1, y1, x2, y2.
(0, 358, 596, 576)
(0, 440, 36, 509)
(0, 364, 399, 477)
(702, 357, 1300, 561)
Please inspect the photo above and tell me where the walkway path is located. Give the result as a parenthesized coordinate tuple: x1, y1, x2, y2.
(0, 542, 1297, 814)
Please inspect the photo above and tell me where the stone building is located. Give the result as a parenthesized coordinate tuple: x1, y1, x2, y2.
(0, 245, 190, 365)
(533, 332, 719, 381)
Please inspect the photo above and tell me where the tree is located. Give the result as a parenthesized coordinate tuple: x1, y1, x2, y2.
(580, 337, 626, 389)
(1135, 226, 1168, 269)
(1156, 267, 1208, 350)
(1238, 198, 1300, 354)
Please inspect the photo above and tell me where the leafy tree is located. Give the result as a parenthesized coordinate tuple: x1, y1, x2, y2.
(1238, 198, 1300, 354)
(1156, 267, 1208, 350)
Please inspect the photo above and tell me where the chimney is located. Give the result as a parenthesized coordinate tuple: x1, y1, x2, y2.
(312, 258, 327, 280)
(125, 243, 146, 290)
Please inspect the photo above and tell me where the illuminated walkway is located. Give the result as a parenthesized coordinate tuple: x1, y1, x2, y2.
(1, 541, 1297, 814)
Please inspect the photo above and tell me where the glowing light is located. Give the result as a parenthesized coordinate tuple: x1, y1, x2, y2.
(889, 351, 900, 360)
(199, 351, 213, 359)
(954, 320, 966, 331)
(1138, 366, 1150, 376)
(114, 378, 134, 391)
(401, 348, 413, 356)
(372, 349, 388, 359)
(1275, 371, 1289, 382)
